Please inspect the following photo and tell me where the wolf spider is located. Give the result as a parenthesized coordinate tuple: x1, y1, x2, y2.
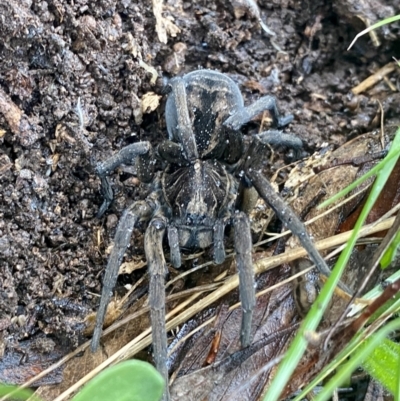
(91, 70, 339, 400)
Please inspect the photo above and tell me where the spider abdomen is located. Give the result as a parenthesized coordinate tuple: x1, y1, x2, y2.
(166, 70, 244, 159)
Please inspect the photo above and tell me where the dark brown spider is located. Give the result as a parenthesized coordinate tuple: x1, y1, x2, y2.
(91, 70, 341, 400)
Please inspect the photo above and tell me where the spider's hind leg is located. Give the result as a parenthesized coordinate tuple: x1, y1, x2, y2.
(224, 95, 293, 131)
(96, 142, 152, 217)
(244, 138, 352, 294)
(256, 130, 304, 160)
(91, 200, 153, 352)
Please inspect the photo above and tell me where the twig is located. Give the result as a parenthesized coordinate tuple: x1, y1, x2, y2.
(351, 62, 396, 95)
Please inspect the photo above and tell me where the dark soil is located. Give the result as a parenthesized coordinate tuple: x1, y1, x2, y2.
(0, 0, 399, 396)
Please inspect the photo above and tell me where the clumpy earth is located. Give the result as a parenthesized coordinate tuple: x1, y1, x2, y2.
(0, 0, 399, 397)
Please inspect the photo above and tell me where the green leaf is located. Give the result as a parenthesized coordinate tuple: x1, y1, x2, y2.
(312, 318, 400, 401)
(71, 360, 164, 401)
(361, 338, 400, 394)
(292, 296, 400, 401)
(0, 384, 38, 400)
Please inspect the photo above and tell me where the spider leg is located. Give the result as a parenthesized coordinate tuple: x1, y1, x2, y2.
(233, 211, 256, 347)
(220, 129, 244, 164)
(95, 142, 152, 217)
(145, 216, 170, 401)
(91, 200, 153, 352)
(256, 130, 304, 159)
(236, 177, 259, 215)
(213, 219, 227, 264)
(224, 96, 293, 131)
(158, 140, 186, 165)
(167, 225, 181, 268)
(246, 166, 353, 295)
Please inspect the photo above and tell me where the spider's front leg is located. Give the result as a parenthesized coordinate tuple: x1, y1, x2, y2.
(233, 212, 256, 347)
(91, 200, 153, 352)
(96, 142, 153, 217)
(145, 216, 170, 401)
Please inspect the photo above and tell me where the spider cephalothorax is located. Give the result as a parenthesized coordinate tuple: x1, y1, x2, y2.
(91, 70, 339, 401)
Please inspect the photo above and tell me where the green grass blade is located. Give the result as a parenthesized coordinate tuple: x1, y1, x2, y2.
(263, 129, 400, 401)
(292, 296, 400, 401)
(348, 15, 400, 50)
(318, 129, 400, 209)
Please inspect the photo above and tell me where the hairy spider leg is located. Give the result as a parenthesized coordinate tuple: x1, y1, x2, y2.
(233, 211, 256, 347)
(95, 142, 152, 217)
(91, 200, 153, 352)
(213, 218, 227, 264)
(167, 225, 181, 268)
(256, 130, 304, 159)
(223, 95, 294, 131)
(245, 138, 353, 295)
(145, 216, 170, 401)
